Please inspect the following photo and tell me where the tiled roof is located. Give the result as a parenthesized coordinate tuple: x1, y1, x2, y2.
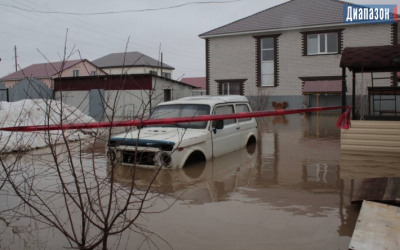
(180, 77, 206, 89)
(200, 0, 355, 37)
(1, 60, 82, 80)
(92, 52, 174, 69)
(340, 45, 400, 71)
(303, 80, 342, 93)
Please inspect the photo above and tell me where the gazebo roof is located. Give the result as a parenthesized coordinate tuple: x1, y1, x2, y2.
(340, 45, 400, 73)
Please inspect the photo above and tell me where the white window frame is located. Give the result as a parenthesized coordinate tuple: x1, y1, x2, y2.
(221, 82, 242, 95)
(222, 82, 230, 95)
(73, 70, 79, 77)
(307, 33, 338, 55)
(90, 70, 97, 76)
(162, 72, 171, 79)
(261, 37, 275, 87)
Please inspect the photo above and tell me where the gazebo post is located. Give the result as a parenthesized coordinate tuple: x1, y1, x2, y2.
(341, 67, 347, 113)
(352, 71, 356, 118)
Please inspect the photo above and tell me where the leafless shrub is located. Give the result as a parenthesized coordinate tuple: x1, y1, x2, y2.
(0, 35, 186, 250)
(248, 87, 269, 111)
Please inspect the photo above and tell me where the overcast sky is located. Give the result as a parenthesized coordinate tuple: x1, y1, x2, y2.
(0, 0, 398, 80)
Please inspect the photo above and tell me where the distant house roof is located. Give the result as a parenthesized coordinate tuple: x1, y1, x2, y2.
(340, 45, 400, 73)
(303, 80, 342, 94)
(181, 77, 206, 89)
(1, 59, 86, 80)
(200, 0, 358, 37)
(92, 52, 175, 70)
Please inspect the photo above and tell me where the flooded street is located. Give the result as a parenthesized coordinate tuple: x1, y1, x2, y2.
(129, 112, 359, 250)
(0, 112, 389, 249)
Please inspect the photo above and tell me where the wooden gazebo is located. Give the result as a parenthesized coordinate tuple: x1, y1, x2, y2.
(340, 45, 400, 120)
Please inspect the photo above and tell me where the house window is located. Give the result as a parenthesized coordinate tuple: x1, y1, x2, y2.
(164, 89, 171, 101)
(261, 37, 275, 86)
(149, 70, 157, 75)
(73, 70, 79, 77)
(216, 79, 246, 95)
(307, 33, 338, 55)
(221, 82, 240, 95)
(162, 72, 171, 79)
(301, 29, 344, 56)
(90, 70, 97, 76)
(254, 34, 280, 88)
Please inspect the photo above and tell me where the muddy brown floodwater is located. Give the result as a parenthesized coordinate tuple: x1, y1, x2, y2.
(0, 113, 376, 249)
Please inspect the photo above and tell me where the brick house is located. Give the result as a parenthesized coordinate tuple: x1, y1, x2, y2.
(199, 0, 399, 109)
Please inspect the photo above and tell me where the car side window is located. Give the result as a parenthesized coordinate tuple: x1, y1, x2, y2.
(214, 105, 236, 126)
(236, 104, 251, 122)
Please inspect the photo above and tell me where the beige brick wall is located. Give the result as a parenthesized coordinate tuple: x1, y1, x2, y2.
(208, 35, 256, 96)
(208, 23, 393, 98)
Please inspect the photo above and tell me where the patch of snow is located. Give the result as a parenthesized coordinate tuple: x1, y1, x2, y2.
(0, 99, 97, 153)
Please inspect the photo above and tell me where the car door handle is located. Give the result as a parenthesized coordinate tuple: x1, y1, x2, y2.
(236, 127, 240, 130)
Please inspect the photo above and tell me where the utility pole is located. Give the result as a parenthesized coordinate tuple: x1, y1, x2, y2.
(160, 52, 163, 77)
(14, 46, 18, 72)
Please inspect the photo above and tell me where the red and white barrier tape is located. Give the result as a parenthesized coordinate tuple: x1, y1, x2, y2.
(0, 106, 351, 132)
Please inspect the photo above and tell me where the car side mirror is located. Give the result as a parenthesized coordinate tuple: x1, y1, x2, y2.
(212, 120, 224, 134)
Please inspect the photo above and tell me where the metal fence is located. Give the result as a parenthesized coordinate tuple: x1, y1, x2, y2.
(0, 81, 8, 102)
(7, 79, 52, 102)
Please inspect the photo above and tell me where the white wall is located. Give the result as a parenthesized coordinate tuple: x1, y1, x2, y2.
(55, 78, 192, 120)
(151, 77, 193, 108)
(103, 67, 174, 78)
(103, 89, 151, 119)
(54, 91, 90, 115)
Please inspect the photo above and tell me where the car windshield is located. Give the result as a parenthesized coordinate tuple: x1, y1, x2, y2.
(149, 104, 210, 129)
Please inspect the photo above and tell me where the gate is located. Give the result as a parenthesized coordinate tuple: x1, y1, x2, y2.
(89, 89, 105, 121)
(8, 79, 52, 102)
(0, 81, 8, 102)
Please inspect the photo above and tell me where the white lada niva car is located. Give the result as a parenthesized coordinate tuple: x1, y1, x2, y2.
(107, 96, 258, 169)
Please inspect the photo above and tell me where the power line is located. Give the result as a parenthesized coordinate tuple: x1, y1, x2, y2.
(21, 0, 204, 57)
(1, 4, 205, 60)
(0, 21, 123, 53)
(0, 23, 205, 70)
(0, 0, 241, 15)
(0, 31, 205, 73)
(1, 1, 207, 73)
(0, 3, 207, 67)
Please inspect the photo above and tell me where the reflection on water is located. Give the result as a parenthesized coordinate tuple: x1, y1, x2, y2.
(2, 112, 370, 250)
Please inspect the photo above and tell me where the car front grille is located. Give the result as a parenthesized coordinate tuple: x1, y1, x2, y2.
(122, 151, 155, 166)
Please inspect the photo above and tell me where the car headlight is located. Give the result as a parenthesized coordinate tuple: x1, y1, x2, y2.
(159, 152, 172, 167)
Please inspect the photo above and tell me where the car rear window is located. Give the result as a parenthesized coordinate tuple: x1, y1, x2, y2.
(236, 104, 251, 122)
(214, 105, 236, 125)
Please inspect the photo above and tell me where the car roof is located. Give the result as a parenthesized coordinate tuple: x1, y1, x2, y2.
(157, 95, 249, 106)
